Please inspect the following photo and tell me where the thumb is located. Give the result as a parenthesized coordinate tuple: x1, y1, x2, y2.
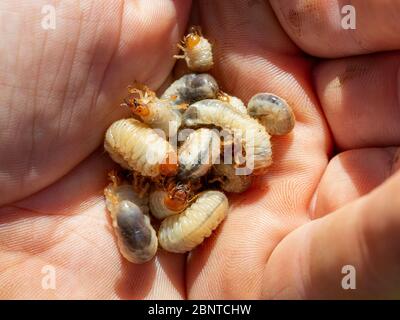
(263, 168, 400, 299)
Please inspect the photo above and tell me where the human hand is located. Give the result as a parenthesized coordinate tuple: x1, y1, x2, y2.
(1, 0, 399, 299)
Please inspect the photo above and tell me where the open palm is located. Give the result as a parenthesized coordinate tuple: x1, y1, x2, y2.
(1, 0, 399, 299)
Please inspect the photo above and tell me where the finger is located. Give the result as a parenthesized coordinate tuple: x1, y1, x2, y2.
(313, 147, 400, 219)
(314, 52, 400, 150)
(263, 170, 400, 299)
(270, 0, 400, 58)
(0, 0, 191, 205)
(186, 0, 331, 299)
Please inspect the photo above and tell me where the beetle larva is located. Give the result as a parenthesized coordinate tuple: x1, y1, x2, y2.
(174, 26, 213, 72)
(161, 73, 219, 108)
(158, 190, 228, 253)
(217, 91, 247, 115)
(210, 164, 253, 193)
(121, 86, 182, 137)
(104, 180, 157, 264)
(104, 118, 178, 177)
(247, 93, 295, 135)
(182, 99, 272, 175)
(178, 128, 221, 180)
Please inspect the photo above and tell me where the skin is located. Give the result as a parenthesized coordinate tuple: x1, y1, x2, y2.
(0, 0, 399, 299)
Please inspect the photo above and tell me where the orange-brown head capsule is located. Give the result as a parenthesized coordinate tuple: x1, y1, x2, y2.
(121, 86, 155, 119)
(186, 34, 201, 49)
(163, 181, 192, 212)
(164, 191, 188, 212)
(132, 103, 150, 117)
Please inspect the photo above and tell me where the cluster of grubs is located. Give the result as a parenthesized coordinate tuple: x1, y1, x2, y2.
(103, 26, 295, 263)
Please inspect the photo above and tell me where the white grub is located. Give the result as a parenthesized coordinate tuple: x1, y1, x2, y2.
(158, 190, 228, 253)
(183, 99, 272, 175)
(104, 118, 178, 177)
(217, 91, 247, 115)
(161, 73, 219, 107)
(104, 181, 157, 264)
(122, 86, 182, 137)
(211, 164, 252, 193)
(174, 26, 213, 72)
(178, 128, 221, 180)
(247, 93, 295, 135)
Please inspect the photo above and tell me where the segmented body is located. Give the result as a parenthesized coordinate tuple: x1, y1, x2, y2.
(218, 92, 247, 115)
(138, 99, 182, 137)
(158, 190, 228, 253)
(104, 183, 157, 264)
(161, 73, 219, 107)
(183, 99, 272, 175)
(178, 128, 221, 180)
(182, 37, 213, 72)
(104, 118, 177, 177)
(174, 27, 214, 72)
(247, 93, 295, 135)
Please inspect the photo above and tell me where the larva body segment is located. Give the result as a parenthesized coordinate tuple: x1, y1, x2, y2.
(211, 164, 253, 193)
(247, 93, 295, 136)
(104, 183, 157, 264)
(158, 190, 228, 253)
(105, 183, 149, 215)
(183, 99, 272, 175)
(149, 189, 183, 220)
(161, 73, 219, 107)
(218, 92, 247, 115)
(104, 118, 178, 177)
(178, 128, 221, 180)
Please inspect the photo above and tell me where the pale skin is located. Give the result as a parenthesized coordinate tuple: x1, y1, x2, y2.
(0, 0, 400, 299)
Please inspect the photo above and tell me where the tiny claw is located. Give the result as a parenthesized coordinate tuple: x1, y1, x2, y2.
(217, 91, 230, 102)
(173, 54, 186, 60)
(177, 43, 186, 51)
(120, 102, 130, 109)
(189, 25, 202, 36)
(108, 169, 121, 187)
(127, 86, 143, 97)
(104, 187, 120, 207)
